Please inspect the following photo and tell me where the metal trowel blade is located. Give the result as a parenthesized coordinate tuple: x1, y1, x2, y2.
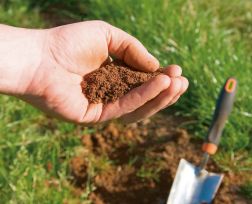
(167, 159, 223, 204)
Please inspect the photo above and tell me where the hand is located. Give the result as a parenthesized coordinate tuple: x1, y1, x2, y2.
(0, 21, 188, 124)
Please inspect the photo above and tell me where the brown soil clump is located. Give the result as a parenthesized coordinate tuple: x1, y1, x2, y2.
(70, 156, 88, 188)
(81, 61, 162, 104)
(70, 113, 250, 204)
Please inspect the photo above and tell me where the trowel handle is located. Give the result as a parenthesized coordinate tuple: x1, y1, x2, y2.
(202, 77, 237, 155)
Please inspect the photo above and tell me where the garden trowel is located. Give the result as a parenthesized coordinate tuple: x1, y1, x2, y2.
(167, 77, 237, 204)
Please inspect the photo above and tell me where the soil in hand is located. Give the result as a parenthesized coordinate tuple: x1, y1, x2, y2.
(70, 113, 249, 204)
(81, 61, 162, 104)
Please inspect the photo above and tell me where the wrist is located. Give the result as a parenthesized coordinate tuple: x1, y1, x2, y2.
(0, 24, 46, 96)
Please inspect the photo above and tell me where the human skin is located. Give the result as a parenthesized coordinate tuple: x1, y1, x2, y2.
(0, 20, 188, 124)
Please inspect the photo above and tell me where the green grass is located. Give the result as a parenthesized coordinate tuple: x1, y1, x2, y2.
(0, 98, 85, 203)
(0, 0, 252, 202)
(0, 0, 45, 27)
(241, 182, 252, 199)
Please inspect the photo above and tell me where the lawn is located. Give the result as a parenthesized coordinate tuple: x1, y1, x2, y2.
(0, 0, 252, 203)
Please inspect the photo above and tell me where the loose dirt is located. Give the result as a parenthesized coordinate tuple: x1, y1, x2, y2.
(81, 61, 162, 104)
(70, 113, 249, 204)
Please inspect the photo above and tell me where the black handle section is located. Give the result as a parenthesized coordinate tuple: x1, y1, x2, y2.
(206, 77, 237, 146)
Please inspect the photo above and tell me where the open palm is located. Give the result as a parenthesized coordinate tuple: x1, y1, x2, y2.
(23, 21, 188, 124)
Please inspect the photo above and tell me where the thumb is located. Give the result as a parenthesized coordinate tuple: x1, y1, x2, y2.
(104, 23, 159, 72)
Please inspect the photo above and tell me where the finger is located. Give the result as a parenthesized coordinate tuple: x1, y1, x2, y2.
(166, 95, 181, 107)
(98, 74, 171, 122)
(105, 23, 159, 72)
(167, 76, 189, 106)
(162, 64, 182, 77)
(121, 77, 182, 123)
(180, 76, 189, 94)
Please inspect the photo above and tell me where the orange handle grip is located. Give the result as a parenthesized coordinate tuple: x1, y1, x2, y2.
(203, 77, 237, 155)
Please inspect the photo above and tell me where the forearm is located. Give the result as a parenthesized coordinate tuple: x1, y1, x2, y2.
(0, 24, 45, 96)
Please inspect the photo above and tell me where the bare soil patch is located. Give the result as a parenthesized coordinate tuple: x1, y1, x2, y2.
(70, 113, 249, 204)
